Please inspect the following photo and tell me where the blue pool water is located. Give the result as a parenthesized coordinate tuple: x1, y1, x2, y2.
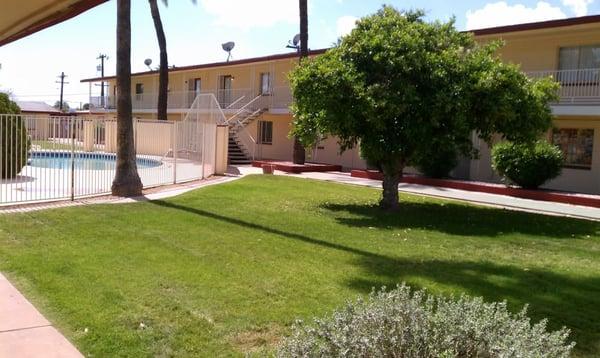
(29, 152, 162, 170)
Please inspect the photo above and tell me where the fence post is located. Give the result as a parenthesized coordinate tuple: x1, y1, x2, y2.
(173, 121, 178, 184)
(201, 121, 206, 180)
(70, 117, 76, 201)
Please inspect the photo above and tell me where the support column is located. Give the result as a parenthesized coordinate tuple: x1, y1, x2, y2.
(215, 125, 229, 175)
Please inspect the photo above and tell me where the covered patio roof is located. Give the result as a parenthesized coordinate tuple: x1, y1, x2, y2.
(0, 0, 108, 47)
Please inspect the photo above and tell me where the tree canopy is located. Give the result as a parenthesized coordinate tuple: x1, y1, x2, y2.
(0, 93, 20, 114)
(289, 6, 558, 209)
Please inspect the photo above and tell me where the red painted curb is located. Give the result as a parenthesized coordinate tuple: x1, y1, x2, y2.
(351, 170, 600, 209)
(252, 160, 342, 174)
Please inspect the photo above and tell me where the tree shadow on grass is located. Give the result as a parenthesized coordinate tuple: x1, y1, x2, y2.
(349, 256, 600, 356)
(149, 199, 599, 355)
(319, 202, 600, 239)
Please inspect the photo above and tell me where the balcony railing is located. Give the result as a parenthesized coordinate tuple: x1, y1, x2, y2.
(527, 68, 600, 104)
(90, 86, 293, 112)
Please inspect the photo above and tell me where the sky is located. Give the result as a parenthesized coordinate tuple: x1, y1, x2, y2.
(0, 0, 599, 108)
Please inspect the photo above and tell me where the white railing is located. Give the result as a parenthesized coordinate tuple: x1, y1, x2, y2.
(90, 86, 295, 112)
(0, 110, 221, 206)
(527, 68, 600, 104)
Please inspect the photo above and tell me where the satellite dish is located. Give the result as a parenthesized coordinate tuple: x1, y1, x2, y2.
(286, 34, 301, 51)
(144, 58, 153, 70)
(222, 41, 235, 62)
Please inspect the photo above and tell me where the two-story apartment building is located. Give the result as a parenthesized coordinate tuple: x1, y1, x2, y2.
(82, 14, 600, 194)
(81, 48, 369, 168)
(468, 15, 600, 194)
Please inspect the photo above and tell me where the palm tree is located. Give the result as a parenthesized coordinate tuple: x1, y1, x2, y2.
(112, 0, 143, 197)
(149, 0, 196, 121)
(292, 0, 308, 164)
(149, 0, 169, 121)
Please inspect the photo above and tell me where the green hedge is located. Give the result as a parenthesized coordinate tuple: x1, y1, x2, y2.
(491, 140, 563, 189)
(414, 144, 458, 178)
(0, 93, 29, 179)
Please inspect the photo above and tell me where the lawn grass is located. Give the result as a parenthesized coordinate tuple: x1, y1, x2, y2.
(0, 175, 599, 357)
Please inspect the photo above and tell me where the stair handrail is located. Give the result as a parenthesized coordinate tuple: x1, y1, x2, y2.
(225, 95, 265, 127)
(226, 95, 247, 109)
(233, 127, 257, 160)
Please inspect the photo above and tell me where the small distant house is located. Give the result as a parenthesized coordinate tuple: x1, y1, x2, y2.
(16, 101, 63, 116)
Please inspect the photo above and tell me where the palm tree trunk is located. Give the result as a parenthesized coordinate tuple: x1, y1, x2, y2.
(299, 0, 308, 59)
(112, 0, 143, 197)
(149, 0, 168, 121)
(292, 0, 308, 165)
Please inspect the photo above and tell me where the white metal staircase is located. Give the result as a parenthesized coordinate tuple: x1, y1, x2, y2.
(226, 95, 268, 164)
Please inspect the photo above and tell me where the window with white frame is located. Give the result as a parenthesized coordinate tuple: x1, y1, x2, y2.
(552, 128, 594, 169)
(258, 120, 273, 145)
(260, 73, 271, 95)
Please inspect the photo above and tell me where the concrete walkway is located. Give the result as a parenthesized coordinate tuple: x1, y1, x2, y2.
(266, 169, 600, 221)
(0, 273, 82, 358)
(6, 166, 599, 220)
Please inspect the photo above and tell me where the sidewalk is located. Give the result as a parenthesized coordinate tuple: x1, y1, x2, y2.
(0, 273, 82, 358)
(263, 168, 600, 221)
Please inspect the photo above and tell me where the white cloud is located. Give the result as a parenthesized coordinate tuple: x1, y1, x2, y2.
(336, 16, 358, 38)
(466, 2, 566, 30)
(200, 0, 301, 30)
(562, 0, 594, 16)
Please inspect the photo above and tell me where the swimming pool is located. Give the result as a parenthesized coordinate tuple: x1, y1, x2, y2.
(29, 152, 162, 170)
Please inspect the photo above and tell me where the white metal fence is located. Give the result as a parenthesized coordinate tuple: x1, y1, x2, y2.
(0, 94, 224, 206)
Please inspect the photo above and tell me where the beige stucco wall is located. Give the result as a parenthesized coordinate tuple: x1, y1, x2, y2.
(236, 113, 368, 169)
(470, 117, 600, 194)
(310, 137, 367, 169)
(476, 22, 600, 71)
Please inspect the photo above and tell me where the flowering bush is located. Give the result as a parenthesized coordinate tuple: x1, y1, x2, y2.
(278, 285, 574, 357)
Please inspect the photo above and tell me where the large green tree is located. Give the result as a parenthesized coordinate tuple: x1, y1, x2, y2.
(289, 7, 558, 210)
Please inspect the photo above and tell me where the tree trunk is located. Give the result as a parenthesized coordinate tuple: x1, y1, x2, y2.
(299, 0, 309, 59)
(379, 161, 404, 210)
(292, 0, 308, 165)
(149, 0, 168, 121)
(112, 0, 143, 197)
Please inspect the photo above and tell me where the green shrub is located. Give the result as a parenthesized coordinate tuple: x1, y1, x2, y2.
(0, 93, 29, 179)
(278, 285, 574, 357)
(491, 140, 563, 189)
(414, 144, 458, 178)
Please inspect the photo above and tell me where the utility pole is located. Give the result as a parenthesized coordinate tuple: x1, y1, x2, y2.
(56, 72, 69, 111)
(97, 54, 109, 106)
